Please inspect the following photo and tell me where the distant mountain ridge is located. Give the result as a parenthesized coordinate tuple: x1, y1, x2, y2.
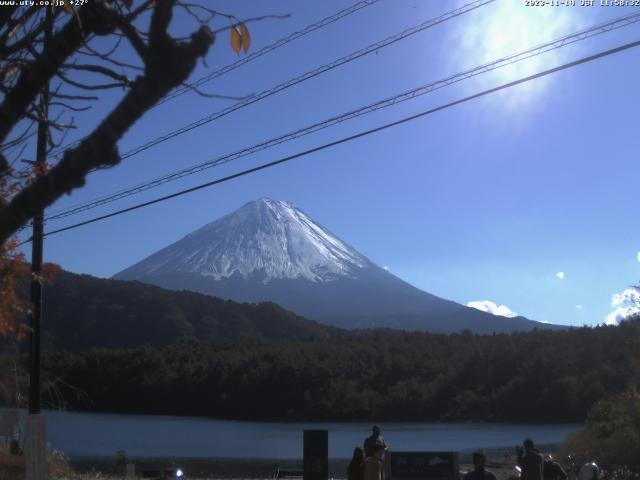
(114, 198, 562, 333)
(41, 270, 337, 352)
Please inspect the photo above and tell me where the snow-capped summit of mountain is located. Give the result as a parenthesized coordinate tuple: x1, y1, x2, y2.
(115, 198, 371, 283)
(114, 198, 560, 333)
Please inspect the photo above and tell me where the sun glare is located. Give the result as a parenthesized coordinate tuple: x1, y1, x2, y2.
(451, 1, 586, 109)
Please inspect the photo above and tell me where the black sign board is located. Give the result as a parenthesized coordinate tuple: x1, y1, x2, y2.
(303, 430, 328, 480)
(390, 452, 459, 480)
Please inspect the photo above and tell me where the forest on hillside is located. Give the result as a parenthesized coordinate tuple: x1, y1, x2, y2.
(37, 270, 337, 351)
(22, 318, 640, 423)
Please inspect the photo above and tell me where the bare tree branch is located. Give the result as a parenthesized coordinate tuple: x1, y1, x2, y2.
(62, 63, 131, 85)
(78, 46, 144, 72)
(49, 122, 73, 149)
(1, 59, 31, 85)
(213, 14, 290, 34)
(127, 0, 155, 21)
(1, 120, 36, 152)
(179, 81, 252, 101)
(0, 0, 215, 243)
(115, 16, 148, 61)
(0, 1, 121, 144)
(0, 6, 19, 32)
(49, 101, 91, 112)
(23, 110, 75, 132)
(8, 142, 29, 169)
(2, 14, 49, 58)
(0, 6, 38, 53)
(51, 92, 99, 101)
(56, 71, 128, 91)
(78, 34, 123, 60)
(177, 2, 216, 25)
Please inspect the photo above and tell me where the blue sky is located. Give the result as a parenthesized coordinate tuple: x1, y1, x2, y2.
(18, 0, 640, 327)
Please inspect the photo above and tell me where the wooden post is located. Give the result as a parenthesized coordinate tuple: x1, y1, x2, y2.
(26, 7, 51, 480)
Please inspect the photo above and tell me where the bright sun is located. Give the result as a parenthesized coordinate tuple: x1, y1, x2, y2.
(451, 1, 585, 108)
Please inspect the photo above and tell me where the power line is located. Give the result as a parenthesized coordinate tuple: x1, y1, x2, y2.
(160, 0, 383, 105)
(44, 0, 495, 218)
(43, 11, 640, 222)
(80, 0, 495, 164)
(23, 37, 640, 244)
(46, 0, 383, 158)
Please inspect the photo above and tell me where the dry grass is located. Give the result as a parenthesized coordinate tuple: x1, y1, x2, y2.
(0, 443, 76, 480)
(1, 448, 522, 480)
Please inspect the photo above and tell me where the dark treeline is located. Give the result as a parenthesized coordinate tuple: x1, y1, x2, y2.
(38, 270, 337, 352)
(38, 318, 640, 423)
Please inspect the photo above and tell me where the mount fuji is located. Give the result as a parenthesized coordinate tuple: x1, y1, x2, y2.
(114, 198, 554, 333)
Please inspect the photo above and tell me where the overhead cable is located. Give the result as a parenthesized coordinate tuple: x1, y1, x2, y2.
(44, 11, 640, 222)
(21, 37, 640, 243)
(45, 0, 384, 159)
(53, 0, 495, 165)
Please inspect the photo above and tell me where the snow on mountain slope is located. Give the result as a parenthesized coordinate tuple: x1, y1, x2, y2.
(114, 198, 561, 333)
(115, 198, 372, 283)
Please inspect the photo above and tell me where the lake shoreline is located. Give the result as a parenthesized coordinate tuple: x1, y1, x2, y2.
(67, 444, 561, 479)
(1, 407, 579, 466)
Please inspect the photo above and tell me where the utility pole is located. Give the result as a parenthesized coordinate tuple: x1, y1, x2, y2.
(26, 8, 51, 480)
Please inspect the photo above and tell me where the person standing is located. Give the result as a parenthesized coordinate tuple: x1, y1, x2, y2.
(464, 450, 497, 480)
(364, 425, 388, 460)
(544, 455, 567, 480)
(516, 438, 544, 480)
(363, 445, 384, 480)
(347, 447, 365, 480)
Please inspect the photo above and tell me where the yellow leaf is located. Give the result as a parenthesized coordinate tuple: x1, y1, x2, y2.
(230, 25, 241, 55)
(240, 22, 251, 54)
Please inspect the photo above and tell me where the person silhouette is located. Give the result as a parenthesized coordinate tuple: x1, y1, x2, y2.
(363, 425, 388, 460)
(363, 444, 384, 480)
(544, 455, 567, 480)
(464, 450, 496, 480)
(516, 438, 544, 480)
(348, 447, 365, 480)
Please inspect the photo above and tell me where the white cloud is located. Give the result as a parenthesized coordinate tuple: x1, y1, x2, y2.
(637, 251, 640, 263)
(382, 266, 389, 271)
(606, 288, 640, 325)
(467, 300, 517, 318)
(606, 306, 640, 326)
(612, 288, 640, 307)
(555, 272, 565, 280)
(576, 305, 583, 310)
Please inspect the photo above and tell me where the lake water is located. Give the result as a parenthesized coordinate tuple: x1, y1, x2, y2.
(19, 410, 582, 459)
